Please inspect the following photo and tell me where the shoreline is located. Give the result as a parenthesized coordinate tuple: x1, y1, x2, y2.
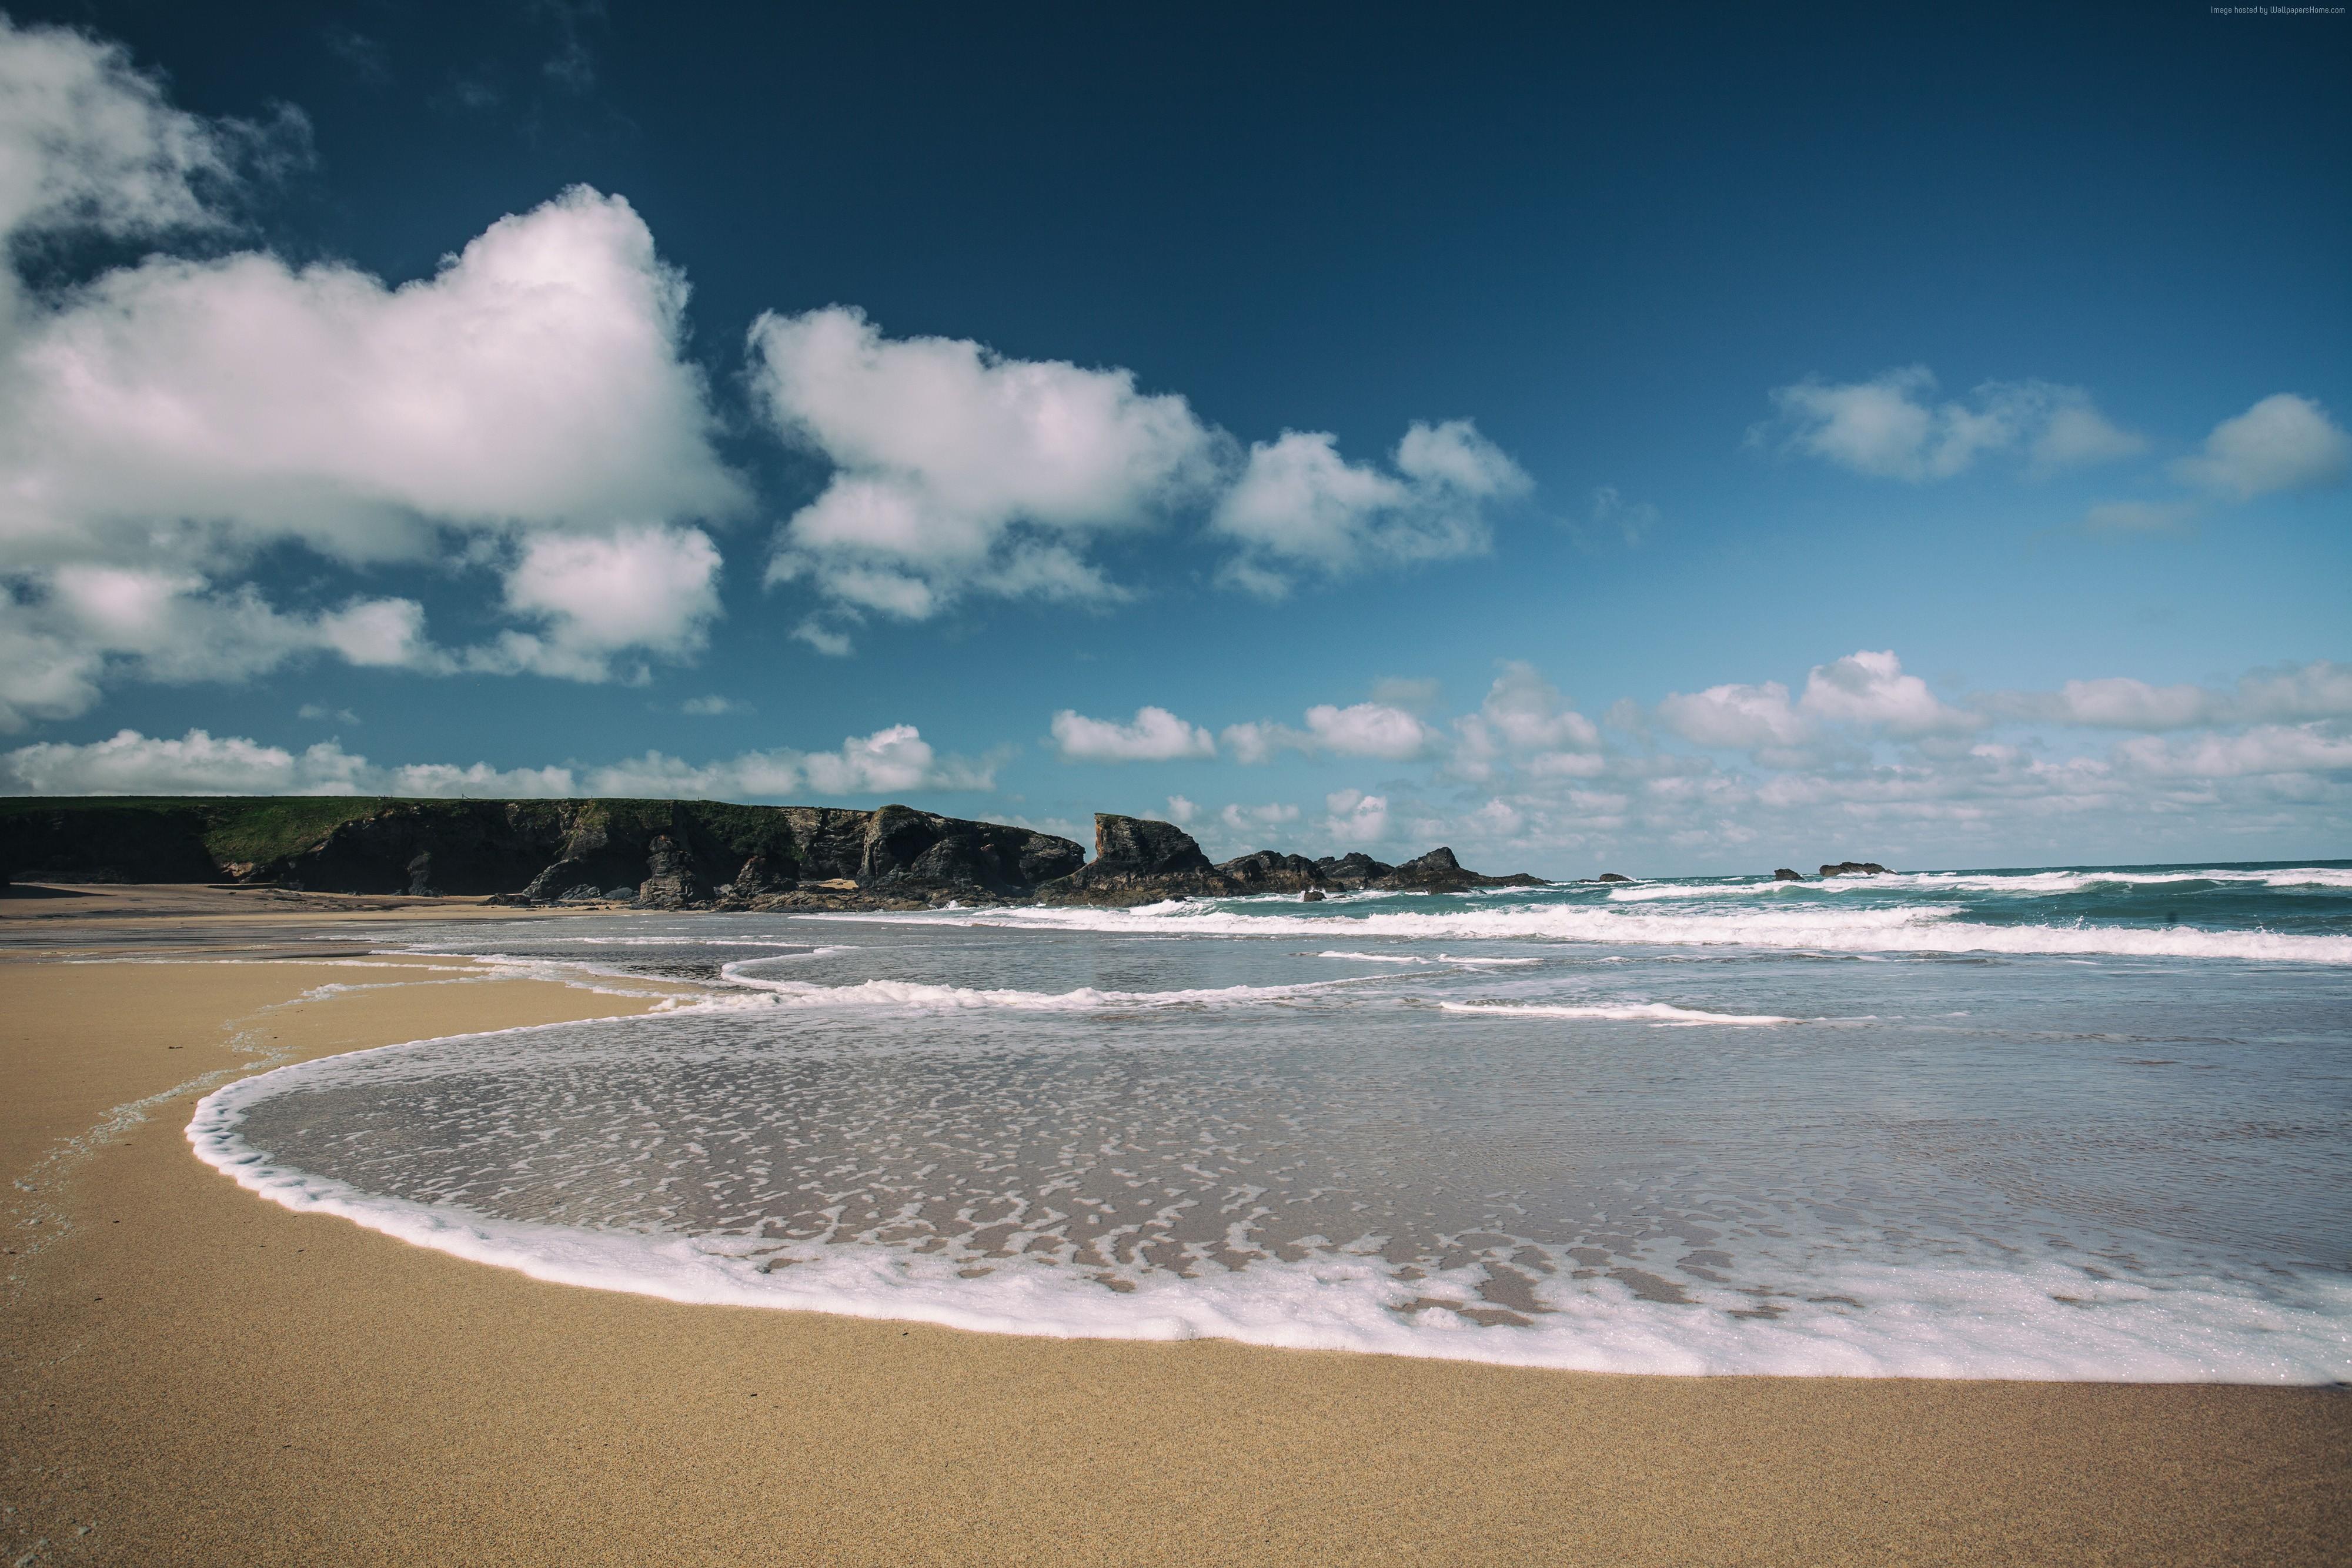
(3, 902, 2347, 1564)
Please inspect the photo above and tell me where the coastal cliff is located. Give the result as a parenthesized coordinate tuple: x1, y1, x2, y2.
(0, 797, 1085, 909)
(0, 799, 1545, 910)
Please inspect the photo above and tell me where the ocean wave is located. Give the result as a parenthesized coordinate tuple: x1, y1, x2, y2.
(181, 1069, 2352, 1385)
(1442, 1001, 1799, 1026)
(833, 904, 2352, 964)
(716, 965, 1346, 1011)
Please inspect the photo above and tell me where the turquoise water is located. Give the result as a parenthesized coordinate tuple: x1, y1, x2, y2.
(193, 860, 2352, 1381)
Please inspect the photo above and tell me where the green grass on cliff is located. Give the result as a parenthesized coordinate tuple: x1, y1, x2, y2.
(0, 795, 393, 865)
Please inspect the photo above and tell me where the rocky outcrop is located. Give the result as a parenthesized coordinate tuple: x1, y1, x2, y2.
(1595, 872, 1633, 884)
(633, 834, 707, 909)
(1038, 819, 1547, 905)
(1772, 868, 1804, 881)
(1, 796, 1085, 910)
(1819, 861, 1890, 878)
(1314, 852, 1394, 887)
(2, 796, 1550, 910)
(1037, 815, 1240, 905)
(1217, 850, 1328, 894)
(1384, 847, 1548, 892)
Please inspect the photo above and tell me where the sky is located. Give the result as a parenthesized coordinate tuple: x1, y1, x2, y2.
(0, 0, 2346, 875)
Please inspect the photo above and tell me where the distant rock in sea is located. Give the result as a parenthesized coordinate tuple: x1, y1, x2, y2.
(1819, 861, 1891, 878)
(1772, 868, 1804, 881)
(1595, 872, 1633, 884)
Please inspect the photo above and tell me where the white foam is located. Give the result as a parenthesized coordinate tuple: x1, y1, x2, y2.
(830, 903, 2352, 964)
(183, 1065, 2352, 1384)
(715, 965, 1346, 1012)
(1442, 1001, 1800, 1027)
(1315, 950, 1424, 963)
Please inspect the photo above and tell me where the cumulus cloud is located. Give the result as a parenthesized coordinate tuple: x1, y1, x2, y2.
(1220, 701, 1434, 764)
(0, 22, 747, 720)
(476, 525, 723, 682)
(0, 16, 302, 243)
(1656, 650, 1975, 753)
(1210, 419, 1529, 597)
(751, 306, 1219, 627)
(1322, 788, 1391, 844)
(1050, 705, 1217, 763)
(1755, 367, 2140, 482)
(2171, 394, 2351, 499)
(1, 723, 991, 799)
(1655, 679, 1811, 751)
(1219, 800, 1301, 836)
(590, 725, 994, 797)
(1978, 661, 2352, 732)
(1304, 701, 1433, 758)
(1453, 662, 1600, 780)
(2113, 724, 2352, 780)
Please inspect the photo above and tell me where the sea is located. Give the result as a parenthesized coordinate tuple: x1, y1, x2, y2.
(189, 861, 2352, 1383)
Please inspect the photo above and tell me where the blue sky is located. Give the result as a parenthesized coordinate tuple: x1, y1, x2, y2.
(0, 1, 2346, 874)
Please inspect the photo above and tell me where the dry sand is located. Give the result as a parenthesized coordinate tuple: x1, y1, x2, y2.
(2, 891, 2346, 1566)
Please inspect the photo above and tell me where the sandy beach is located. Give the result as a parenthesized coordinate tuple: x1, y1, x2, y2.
(2, 889, 2345, 1566)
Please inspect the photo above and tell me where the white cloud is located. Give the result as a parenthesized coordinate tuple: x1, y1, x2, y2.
(680, 694, 746, 717)
(790, 618, 854, 658)
(2172, 393, 2351, 499)
(1, 727, 327, 794)
(1217, 720, 1294, 765)
(0, 16, 295, 243)
(1756, 367, 2139, 482)
(1798, 650, 1980, 737)
(479, 525, 722, 681)
(1322, 788, 1391, 844)
(1164, 794, 1199, 825)
(1658, 651, 1973, 752)
(1220, 700, 1435, 764)
(751, 306, 1218, 621)
(588, 724, 992, 798)
(1050, 705, 1217, 763)
(0, 722, 995, 801)
(1219, 800, 1301, 836)
(1656, 679, 1809, 750)
(1453, 661, 1600, 780)
(0, 25, 746, 718)
(1303, 701, 1433, 759)
(2116, 724, 2352, 780)
(1210, 419, 1528, 597)
(1980, 661, 2352, 731)
(3, 185, 745, 570)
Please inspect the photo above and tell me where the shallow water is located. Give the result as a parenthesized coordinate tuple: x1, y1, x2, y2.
(192, 861, 2352, 1380)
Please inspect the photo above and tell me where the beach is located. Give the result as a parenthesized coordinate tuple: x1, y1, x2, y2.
(3, 890, 2347, 1566)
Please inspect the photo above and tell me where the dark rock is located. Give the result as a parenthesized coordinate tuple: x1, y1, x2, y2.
(1037, 815, 1242, 905)
(1311, 852, 1395, 887)
(1771, 868, 1804, 882)
(1374, 847, 1549, 893)
(1595, 872, 1633, 884)
(633, 834, 707, 909)
(1818, 861, 1890, 878)
(1302, 887, 1325, 902)
(557, 883, 604, 904)
(604, 887, 636, 901)
(405, 851, 439, 897)
(1218, 849, 1327, 893)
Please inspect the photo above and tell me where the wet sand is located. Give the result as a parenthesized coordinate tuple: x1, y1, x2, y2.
(3, 892, 2346, 1565)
